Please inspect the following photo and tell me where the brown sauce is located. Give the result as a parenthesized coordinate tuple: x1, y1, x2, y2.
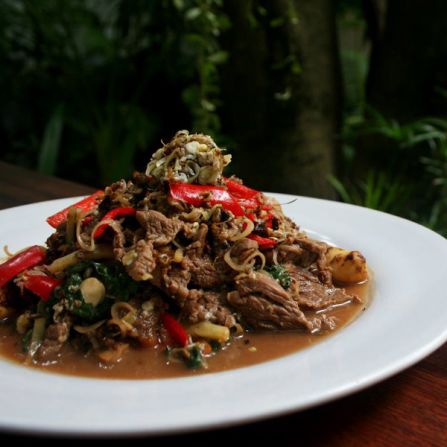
(0, 282, 370, 379)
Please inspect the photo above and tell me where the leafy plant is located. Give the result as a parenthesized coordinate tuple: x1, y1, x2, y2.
(329, 171, 412, 213)
(336, 107, 447, 235)
(0, 0, 229, 185)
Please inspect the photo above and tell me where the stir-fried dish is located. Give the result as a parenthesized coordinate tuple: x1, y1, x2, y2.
(0, 131, 369, 373)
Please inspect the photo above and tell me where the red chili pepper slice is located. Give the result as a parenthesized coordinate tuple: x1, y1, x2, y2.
(224, 178, 259, 199)
(264, 213, 274, 228)
(169, 182, 244, 217)
(235, 197, 260, 210)
(224, 178, 261, 211)
(23, 275, 60, 301)
(0, 246, 46, 288)
(93, 207, 136, 239)
(46, 190, 104, 228)
(161, 313, 189, 347)
(248, 234, 277, 249)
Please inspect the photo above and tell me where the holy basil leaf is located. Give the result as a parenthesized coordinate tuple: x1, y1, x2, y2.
(265, 264, 291, 289)
(47, 261, 139, 322)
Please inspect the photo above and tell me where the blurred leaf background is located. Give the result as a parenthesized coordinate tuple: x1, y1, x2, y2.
(1, 0, 447, 235)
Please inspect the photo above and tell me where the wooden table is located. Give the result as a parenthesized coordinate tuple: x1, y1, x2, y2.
(0, 161, 446, 444)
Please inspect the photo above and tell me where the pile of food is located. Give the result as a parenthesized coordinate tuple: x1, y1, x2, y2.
(0, 130, 368, 371)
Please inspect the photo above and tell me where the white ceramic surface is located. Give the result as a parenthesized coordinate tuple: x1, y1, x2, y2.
(0, 195, 446, 436)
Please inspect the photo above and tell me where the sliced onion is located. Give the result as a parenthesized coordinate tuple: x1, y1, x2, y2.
(223, 246, 266, 272)
(111, 302, 137, 326)
(228, 218, 254, 242)
(107, 318, 130, 337)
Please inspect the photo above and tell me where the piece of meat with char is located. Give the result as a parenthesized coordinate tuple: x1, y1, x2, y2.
(227, 272, 314, 331)
(117, 239, 156, 282)
(181, 289, 236, 328)
(278, 236, 332, 285)
(162, 264, 191, 301)
(286, 264, 358, 309)
(136, 210, 182, 246)
(181, 252, 223, 289)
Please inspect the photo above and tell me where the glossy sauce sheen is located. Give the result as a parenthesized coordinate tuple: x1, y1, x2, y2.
(0, 283, 369, 379)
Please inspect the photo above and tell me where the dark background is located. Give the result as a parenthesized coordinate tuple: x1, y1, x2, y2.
(1, 0, 447, 235)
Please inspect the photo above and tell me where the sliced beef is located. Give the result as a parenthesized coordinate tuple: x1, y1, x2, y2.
(124, 239, 157, 281)
(227, 272, 314, 331)
(181, 289, 236, 327)
(277, 244, 316, 266)
(136, 210, 182, 246)
(162, 265, 191, 301)
(181, 223, 230, 288)
(182, 253, 223, 288)
(113, 225, 145, 260)
(286, 265, 355, 309)
(278, 236, 332, 284)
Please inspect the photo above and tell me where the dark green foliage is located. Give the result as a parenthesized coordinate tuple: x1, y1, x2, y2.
(75, 261, 140, 301)
(47, 261, 139, 322)
(51, 269, 113, 322)
(335, 108, 447, 235)
(0, 0, 228, 185)
(265, 264, 291, 290)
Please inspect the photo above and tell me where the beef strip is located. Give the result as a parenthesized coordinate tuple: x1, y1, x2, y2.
(286, 264, 357, 309)
(181, 223, 230, 288)
(181, 289, 236, 327)
(278, 236, 332, 285)
(277, 244, 316, 266)
(227, 272, 314, 331)
(124, 239, 157, 281)
(161, 265, 191, 301)
(136, 210, 182, 246)
(182, 253, 223, 288)
(113, 225, 144, 259)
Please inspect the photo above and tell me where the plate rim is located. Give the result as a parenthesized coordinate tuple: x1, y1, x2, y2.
(0, 194, 446, 436)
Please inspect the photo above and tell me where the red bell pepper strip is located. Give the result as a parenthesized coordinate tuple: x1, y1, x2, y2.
(234, 197, 259, 211)
(224, 178, 259, 199)
(46, 190, 104, 228)
(224, 179, 261, 210)
(248, 234, 277, 249)
(265, 213, 274, 228)
(169, 182, 244, 217)
(161, 313, 189, 347)
(23, 275, 60, 302)
(0, 246, 46, 288)
(93, 207, 136, 239)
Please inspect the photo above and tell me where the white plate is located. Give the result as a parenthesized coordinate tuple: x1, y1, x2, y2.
(0, 194, 446, 436)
